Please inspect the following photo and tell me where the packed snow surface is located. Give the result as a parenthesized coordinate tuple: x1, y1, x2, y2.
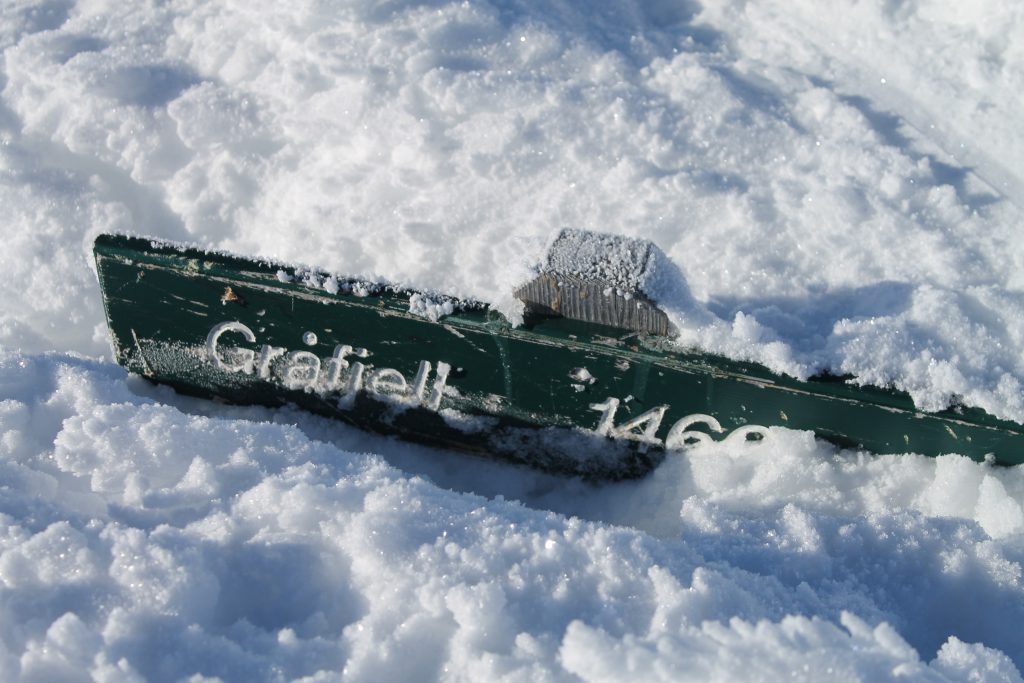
(3, 0, 1024, 681)
(542, 229, 657, 293)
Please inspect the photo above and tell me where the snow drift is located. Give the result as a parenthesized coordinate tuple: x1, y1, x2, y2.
(2, 0, 1024, 680)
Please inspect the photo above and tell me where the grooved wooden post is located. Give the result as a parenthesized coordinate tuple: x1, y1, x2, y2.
(514, 229, 672, 336)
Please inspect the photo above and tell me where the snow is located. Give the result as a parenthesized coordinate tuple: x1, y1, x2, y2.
(543, 229, 657, 295)
(3, 352, 1024, 681)
(2, 0, 1024, 681)
(408, 293, 455, 323)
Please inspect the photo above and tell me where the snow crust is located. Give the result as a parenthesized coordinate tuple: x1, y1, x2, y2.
(3, 0, 1024, 680)
(543, 229, 657, 295)
(2, 351, 1024, 682)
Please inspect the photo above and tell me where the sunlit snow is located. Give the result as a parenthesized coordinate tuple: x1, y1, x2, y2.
(2, 0, 1023, 681)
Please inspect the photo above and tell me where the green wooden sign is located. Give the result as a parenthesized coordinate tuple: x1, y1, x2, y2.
(94, 233, 1024, 478)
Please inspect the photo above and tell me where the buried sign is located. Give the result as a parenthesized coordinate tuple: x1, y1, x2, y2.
(94, 231, 1024, 479)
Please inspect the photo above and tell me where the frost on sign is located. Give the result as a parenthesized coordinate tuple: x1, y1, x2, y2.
(515, 229, 673, 336)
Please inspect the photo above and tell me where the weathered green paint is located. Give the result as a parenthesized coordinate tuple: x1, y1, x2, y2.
(94, 234, 1024, 478)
